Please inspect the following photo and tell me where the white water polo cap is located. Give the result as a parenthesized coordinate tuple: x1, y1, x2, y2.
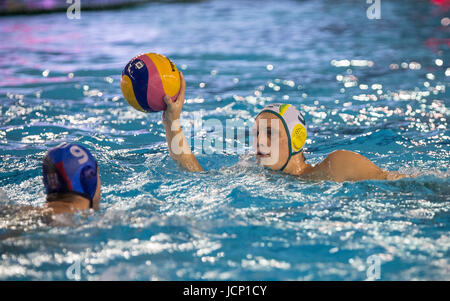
(257, 103, 307, 170)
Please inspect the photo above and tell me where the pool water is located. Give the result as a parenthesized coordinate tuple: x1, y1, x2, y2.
(0, 0, 449, 280)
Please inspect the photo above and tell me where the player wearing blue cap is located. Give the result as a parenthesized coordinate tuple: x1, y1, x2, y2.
(161, 75, 406, 181)
(42, 142, 101, 214)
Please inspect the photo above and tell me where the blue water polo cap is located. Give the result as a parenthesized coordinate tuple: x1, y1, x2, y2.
(42, 142, 98, 207)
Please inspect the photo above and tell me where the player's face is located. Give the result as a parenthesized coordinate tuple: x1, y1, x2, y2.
(254, 112, 289, 170)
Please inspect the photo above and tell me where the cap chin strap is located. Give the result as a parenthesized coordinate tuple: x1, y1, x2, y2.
(279, 158, 290, 172)
(279, 149, 303, 171)
(72, 191, 94, 209)
(84, 192, 94, 209)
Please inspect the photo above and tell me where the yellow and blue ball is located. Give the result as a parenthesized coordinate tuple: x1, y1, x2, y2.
(120, 53, 181, 112)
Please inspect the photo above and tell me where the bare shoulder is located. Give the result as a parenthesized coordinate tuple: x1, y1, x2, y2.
(315, 150, 387, 182)
(319, 150, 370, 170)
(325, 150, 367, 161)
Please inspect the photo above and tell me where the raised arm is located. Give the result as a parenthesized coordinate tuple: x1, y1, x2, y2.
(162, 72, 203, 172)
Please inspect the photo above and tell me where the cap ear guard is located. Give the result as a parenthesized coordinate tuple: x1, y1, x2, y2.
(80, 165, 98, 208)
(291, 123, 307, 152)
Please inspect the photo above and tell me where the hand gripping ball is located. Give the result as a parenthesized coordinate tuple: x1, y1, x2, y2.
(120, 53, 181, 112)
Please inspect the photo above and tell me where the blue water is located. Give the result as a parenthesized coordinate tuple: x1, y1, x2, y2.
(0, 0, 449, 280)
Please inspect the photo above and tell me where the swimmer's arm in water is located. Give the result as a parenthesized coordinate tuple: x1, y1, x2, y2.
(162, 72, 203, 172)
(310, 150, 406, 182)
